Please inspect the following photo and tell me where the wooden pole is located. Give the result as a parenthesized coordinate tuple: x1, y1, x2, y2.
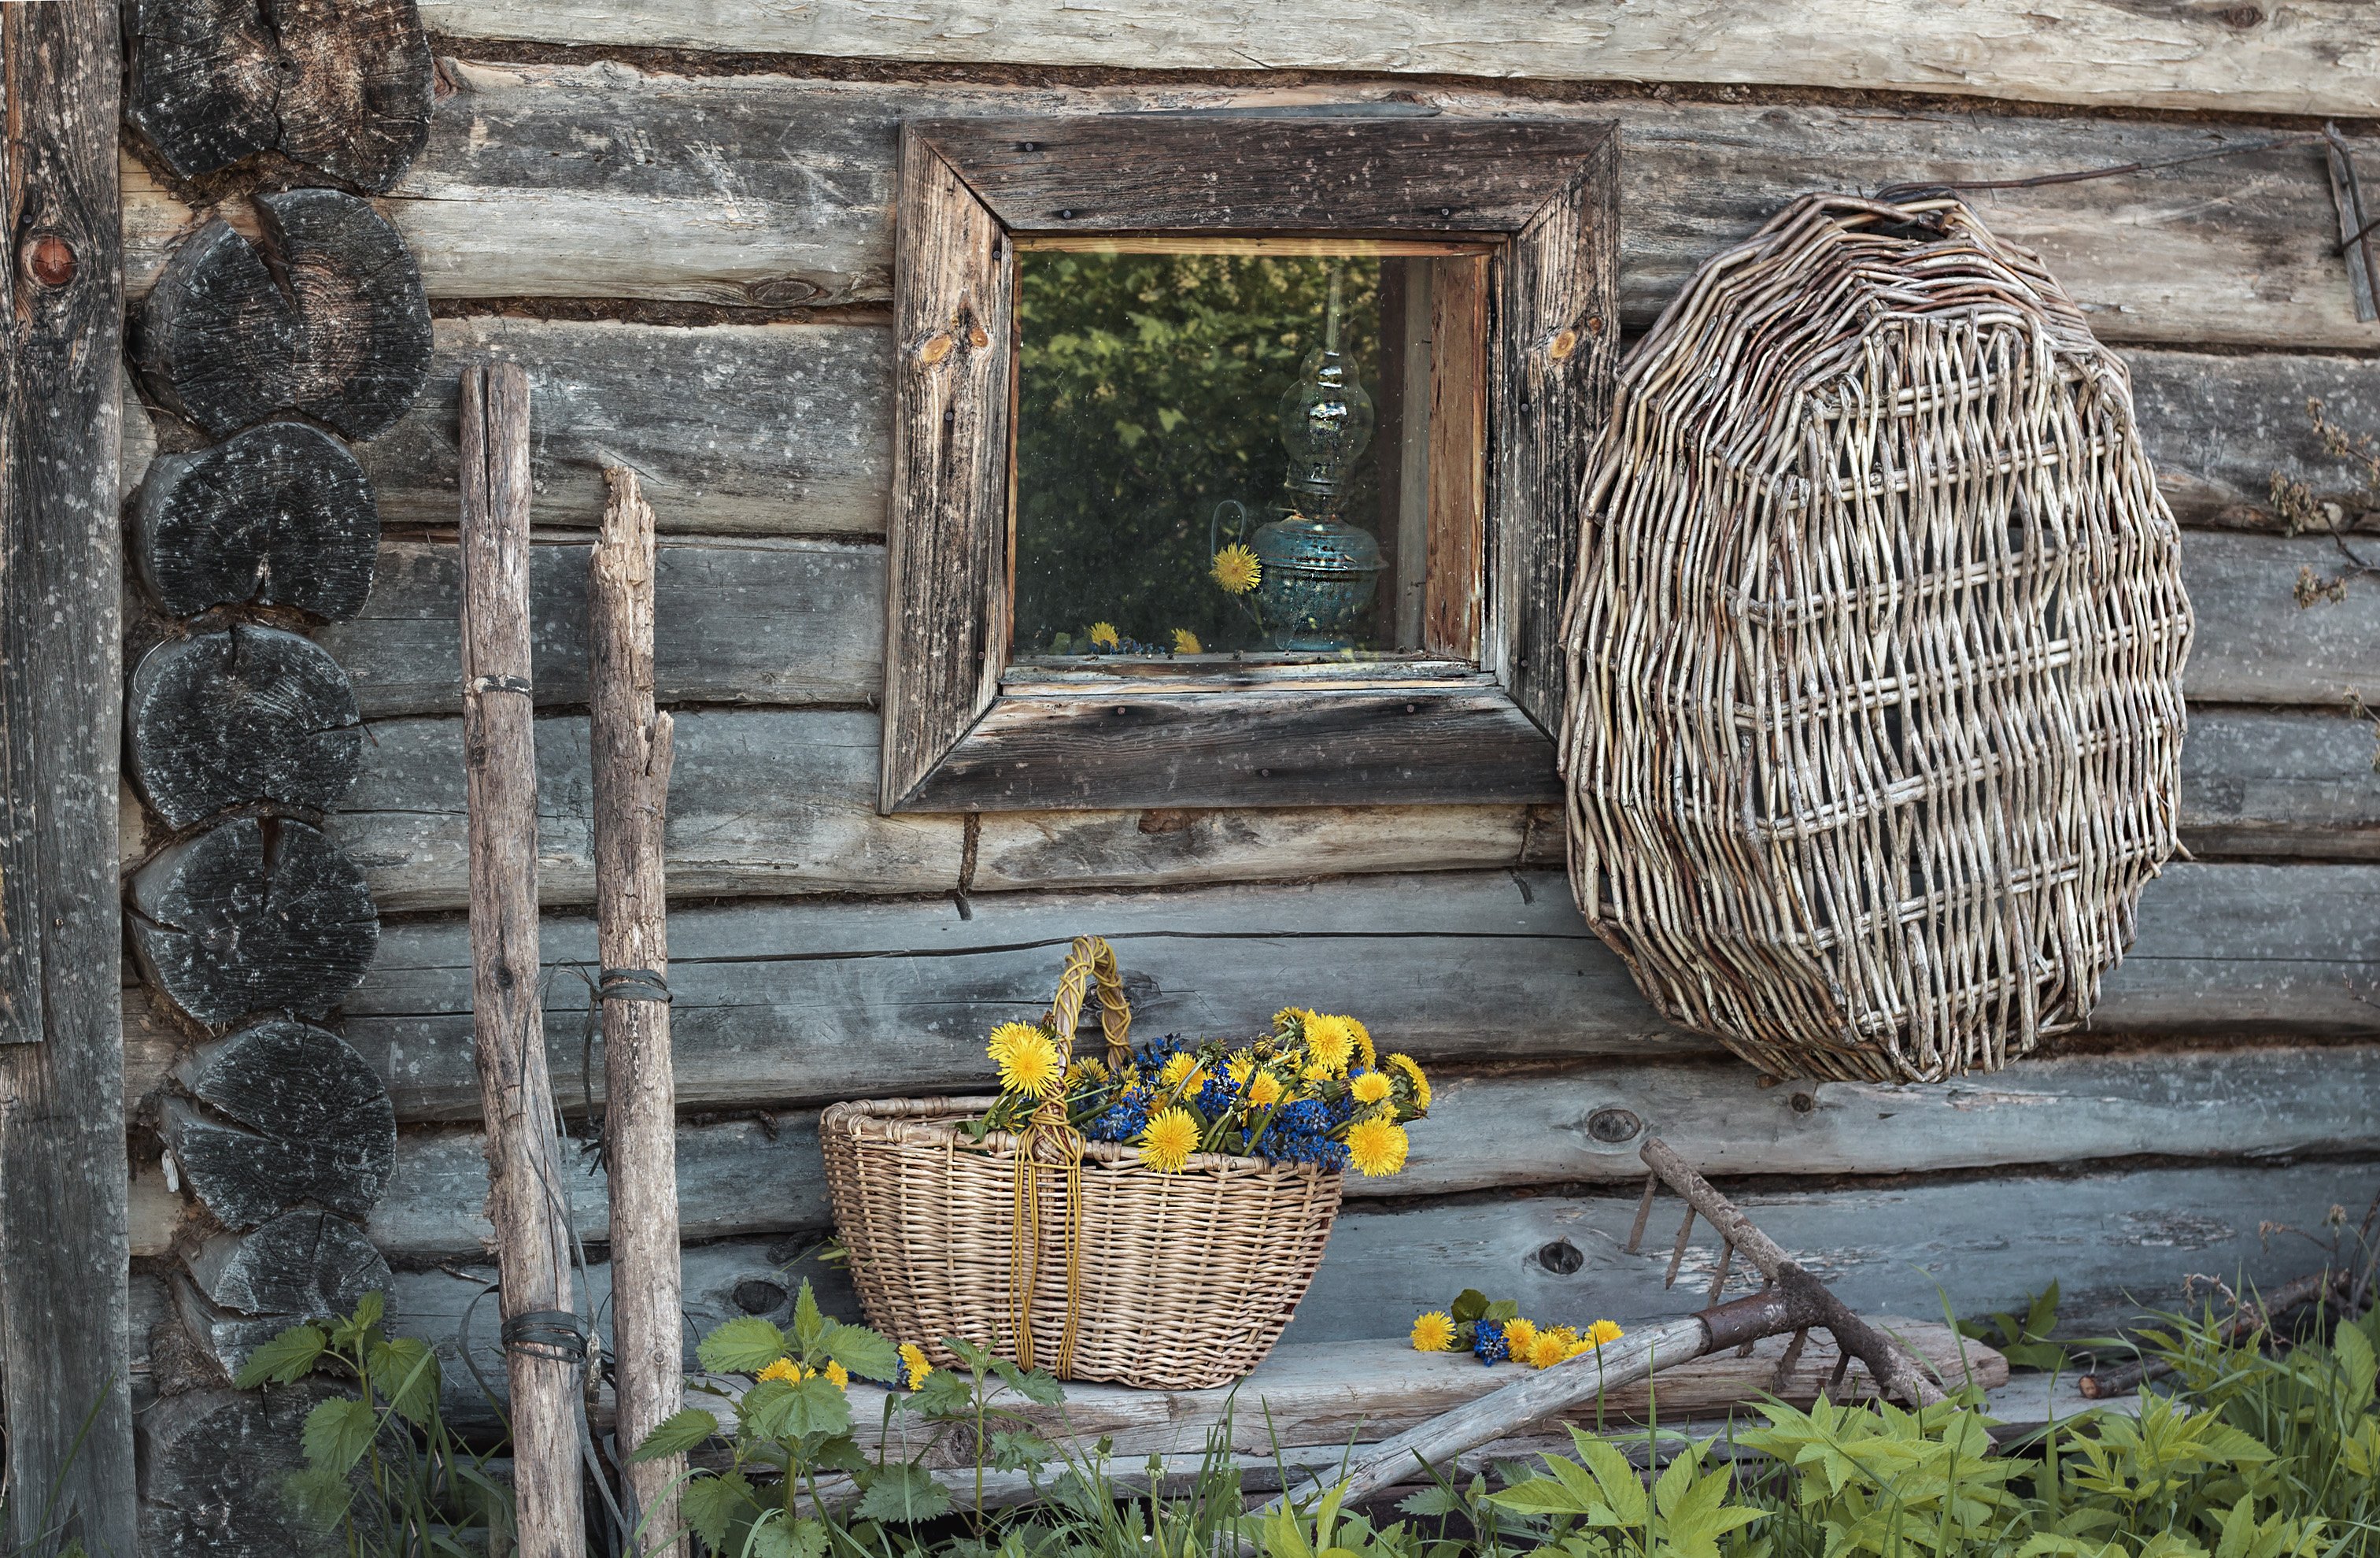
(0, 2, 138, 1550)
(590, 466, 684, 1555)
(459, 360, 587, 1557)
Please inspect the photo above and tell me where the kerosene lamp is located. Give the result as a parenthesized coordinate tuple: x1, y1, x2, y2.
(1249, 270, 1381, 650)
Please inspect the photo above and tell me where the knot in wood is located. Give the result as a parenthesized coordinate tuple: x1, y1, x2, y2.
(1547, 328, 1579, 361)
(24, 235, 74, 287)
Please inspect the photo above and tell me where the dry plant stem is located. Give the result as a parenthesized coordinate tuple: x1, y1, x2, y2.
(2077, 1265, 2355, 1399)
(591, 465, 683, 1556)
(460, 360, 586, 1558)
(1638, 1138, 1946, 1408)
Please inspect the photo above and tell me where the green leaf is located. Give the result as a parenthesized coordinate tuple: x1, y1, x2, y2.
(819, 1322, 901, 1383)
(990, 1429, 1051, 1472)
(792, 1279, 826, 1354)
(746, 1375, 852, 1441)
(751, 1512, 830, 1558)
(1484, 1299, 1520, 1324)
(903, 1367, 975, 1419)
(300, 1396, 377, 1476)
(992, 1360, 1065, 1406)
(942, 1335, 998, 1375)
(682, 1470, 758, 1549)
(235, 1324, 327, 1389)
(697, 1316, 792, 1375)
(1397, 1488, 1461, 1519)
(857, 1461, 954, 1524)
(366, 1336, 440, 1426)
(1451, 1290, 1490, 1325)
(631, 1407, 720, 1463)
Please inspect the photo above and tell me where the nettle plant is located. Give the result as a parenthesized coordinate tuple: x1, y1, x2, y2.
(633, 1281, 1065, 1556)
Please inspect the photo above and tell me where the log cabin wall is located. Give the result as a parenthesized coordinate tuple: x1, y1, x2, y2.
(117, 1, 2380, 1530)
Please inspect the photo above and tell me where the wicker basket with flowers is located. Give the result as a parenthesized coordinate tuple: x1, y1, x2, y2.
(820, 935, 1431, 1390)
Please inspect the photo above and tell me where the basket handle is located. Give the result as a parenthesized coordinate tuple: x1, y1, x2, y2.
(1045, 934, 1132, 1073)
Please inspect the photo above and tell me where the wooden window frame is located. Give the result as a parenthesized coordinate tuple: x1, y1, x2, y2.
(881, 113, 1618, 814)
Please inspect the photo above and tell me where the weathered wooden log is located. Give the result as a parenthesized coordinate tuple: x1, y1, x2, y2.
(135, 187, 430, 440)
(176, 1211, 396, 1380)
(139, 1385, 345, 1557)
(397, 2, 2378, 117)
(122, 1043, 2374, 1265)
(164, 1018, 396, 1227)
(127, 624, 363, 829)
(123, 68, 2380, 354)
(128, 816, 379, 1023)
(124, 0, 432, 191)
(0, 0, 141, 1546)
(132, 419, 379, 620)
(186, 1208, 393, 1317)
(458, 359, 586, 1556)
(589, 465, 685, 1545)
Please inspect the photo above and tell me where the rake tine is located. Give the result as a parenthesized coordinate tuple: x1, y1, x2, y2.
(1706, 1238, 1735, 1305)
(1664, 1204, 1696, 1290)
(1772, 1325, 1810, 1386)
(1625, 1171, 1658, 1254)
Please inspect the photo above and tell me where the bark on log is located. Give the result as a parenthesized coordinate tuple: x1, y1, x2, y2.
(135, 187, 430, 439)
(132, 418, 379, 620)
(128, 624, 363, 829)
(589, 465, 685, 1550)
(458, 358, 586, 1557)
(128, 815, 379, 1023)
(124, 0, 432, 191)
(165, 1018, 396, 1227)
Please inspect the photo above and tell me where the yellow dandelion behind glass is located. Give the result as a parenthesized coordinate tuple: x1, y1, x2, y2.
(1172, 627, 1201, 654)
(1213, 544, 1262, 595)
(1410, 1311, 1456, 1352)
(1346, 1117, 1410, 1177)
(1088, 621, 1121, 649)
(1137, 1107, 1201, 1172)
(988, 1021, 1062, 1099)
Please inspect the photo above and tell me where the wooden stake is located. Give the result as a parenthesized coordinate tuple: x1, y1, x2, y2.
(459, 360, 586, 1558)
(591, 465, 684, 1555)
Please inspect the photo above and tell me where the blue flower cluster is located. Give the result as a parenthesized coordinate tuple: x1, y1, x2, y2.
(1473, 1318, 1509, 1365)
(1252, 1097, 1351, 1170)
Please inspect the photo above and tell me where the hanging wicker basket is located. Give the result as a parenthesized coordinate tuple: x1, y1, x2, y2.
(820, 938, 1343, 1390)
(1558, 194, 2193, 1084)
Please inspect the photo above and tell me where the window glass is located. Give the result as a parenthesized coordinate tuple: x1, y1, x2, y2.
(1011, 247, 1439, 662)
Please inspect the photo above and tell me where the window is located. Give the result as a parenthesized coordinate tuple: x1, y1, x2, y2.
(881, 113, 1617, 813)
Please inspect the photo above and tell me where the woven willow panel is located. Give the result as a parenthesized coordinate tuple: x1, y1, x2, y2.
(1558, 194, 2193, 1083)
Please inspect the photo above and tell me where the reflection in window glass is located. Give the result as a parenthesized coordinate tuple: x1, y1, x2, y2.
(1011, 250, 1435, 661)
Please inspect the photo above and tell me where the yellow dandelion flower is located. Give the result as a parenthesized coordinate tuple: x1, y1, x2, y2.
(1212, 544, 1262, 595)
(1225, 1051, 1257, 1086)
(1088, 621, 1121, 649)
(1302, 1060, 1334, 1083)
(1350, 1071, 1392, 1106)
(1247, 1070, 1285, 1108)
(1137, 1107, 1202, 1172)
(1273, 1005, 1310, 1035)
(757, 1358, 804, 1385)
(1387, 1053, 1432, 1109)
(1584, 1319, 1626, 1348)
(1504, 1317, 1540, 1356)
(824, 1360, 850, 1390)
(988, 1021, 1062, 1099)
(1303, 1015, 1354, 1075)
(1159, 1051, 1200, 1089)
(1525, 1331, 1572, 1369)
(1345, 1117, 1410, 1177)
(1410, 1311, 1456, 1353)
(1064, 1056, 1108, 1090)
(1171, 627, 1202, 655)
(1345, 1017, 1377, 1068)
(900, 1342, 933, 1390)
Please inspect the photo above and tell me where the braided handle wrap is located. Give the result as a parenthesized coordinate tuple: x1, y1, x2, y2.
(1011, 936, 1129, 1377)
(1044, 934, 1133, 1075)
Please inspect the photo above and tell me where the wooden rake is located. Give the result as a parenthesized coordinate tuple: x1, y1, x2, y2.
(1259, 1136, 1947, 1515)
